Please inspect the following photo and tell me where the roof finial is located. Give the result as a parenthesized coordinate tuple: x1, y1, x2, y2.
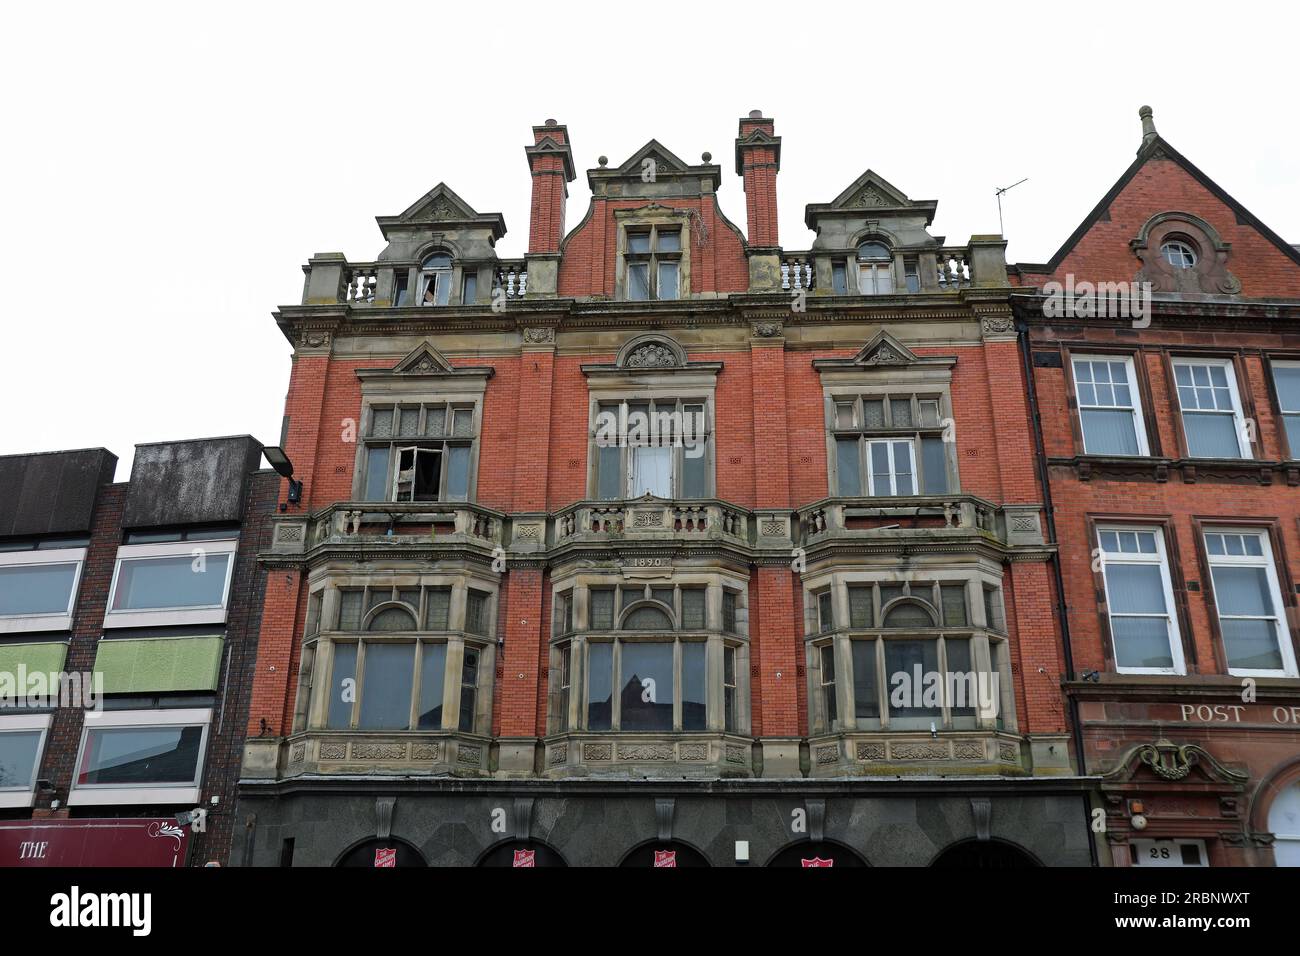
(1139, 105, 1158, 148)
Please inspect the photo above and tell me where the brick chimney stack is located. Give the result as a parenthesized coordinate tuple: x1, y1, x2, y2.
(525, 119, 576, 254)
(734, 110, 782, 247)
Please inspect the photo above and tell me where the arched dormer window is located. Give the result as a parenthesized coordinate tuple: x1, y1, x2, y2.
(420, 253, 453, 306)
(856, 240, 895, 295)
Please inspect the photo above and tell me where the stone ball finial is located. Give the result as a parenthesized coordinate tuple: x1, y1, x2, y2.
(598, 155, 608, 167)
(701, 151, 712, 163)
(748, 109, 763, 119)
(544, 118, 557, 127)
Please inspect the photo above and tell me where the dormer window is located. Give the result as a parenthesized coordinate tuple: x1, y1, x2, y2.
(625, 227, 681, 301)
(419, 253, 453, 306)
(856, 241, 894, 295)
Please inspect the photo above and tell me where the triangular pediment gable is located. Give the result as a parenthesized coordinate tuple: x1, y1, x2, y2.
(832, 170, 914, 210)
(392, 342, 455, 374)
(616, 139, 694, 177)
(395, 183, 480, 224)
(355, 341, 495, 386)
(811, 330, 956, 376)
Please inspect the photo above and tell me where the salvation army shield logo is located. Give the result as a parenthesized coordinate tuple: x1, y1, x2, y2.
(512, 849, 536, 868)
(653, 849, 677, 868)
(801, 857, 834, 867)
(374, 847, 397, 868)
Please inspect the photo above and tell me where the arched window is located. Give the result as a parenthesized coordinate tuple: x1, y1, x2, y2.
(419, 253, 452, 306)
(856, 241, 894, 295)
(366, 605, 417, 632)
(882, 599, 936, 628)
(1269, 781, 1300, 866)
(1160, 239, 1197, 269)
(622, 604, 674, 631)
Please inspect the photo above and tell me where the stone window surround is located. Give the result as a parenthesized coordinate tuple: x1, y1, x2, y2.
(585, 364, 718, 501)
(800, 566, 1014, 736)
(298, 571, 498, 738)
(0, 712, 51, 808)
(0, 546, 86, 635)
(613, 206, 692, 301)
(547, 569, 751, 736)
(389, 241, 495, 308)
(820, 365, 958, 499)
(67, 707, 211, 806)
(351, 384, 487, 504)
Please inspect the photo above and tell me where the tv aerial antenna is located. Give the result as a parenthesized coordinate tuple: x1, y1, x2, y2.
(995, 178, 1028, 236)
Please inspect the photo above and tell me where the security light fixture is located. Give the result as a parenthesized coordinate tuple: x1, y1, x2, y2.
(263, 445, 303, 504)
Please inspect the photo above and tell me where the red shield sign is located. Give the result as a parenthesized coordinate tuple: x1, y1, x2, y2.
(653, 849, 677, 868)
(374, 847, 397, 868)
(512, 849, 536, 868)
(801, 857, 834, 867)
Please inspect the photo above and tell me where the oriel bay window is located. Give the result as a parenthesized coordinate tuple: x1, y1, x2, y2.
(808, 578, 1007, 733)
(593, 398, 710, 499)
(1204, 529, 1297, 677)
(831, 393, 951, 496)
(550, 578, 748, 735)
(361, 402, 477, 502)
(316, 582, 494, 734)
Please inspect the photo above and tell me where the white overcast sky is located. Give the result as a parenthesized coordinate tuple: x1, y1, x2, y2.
(2, 1, 1296, 479)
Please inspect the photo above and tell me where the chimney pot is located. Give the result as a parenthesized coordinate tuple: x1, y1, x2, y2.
(544, 118, 557, 127)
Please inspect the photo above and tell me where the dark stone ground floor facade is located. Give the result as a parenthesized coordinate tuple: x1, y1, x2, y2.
(232, 778, 1094, 867)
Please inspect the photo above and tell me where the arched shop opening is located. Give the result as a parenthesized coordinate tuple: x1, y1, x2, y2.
(619, 840, 711, 867)
(477, 840, 569, 867)
(766, 840, 867, 867)
(334, 837, 428, 868)
(929, 839, 1040, 868)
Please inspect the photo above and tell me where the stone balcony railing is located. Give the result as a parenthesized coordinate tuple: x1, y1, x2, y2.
(795, 495, 1043, 549)
(300, 253, 528, 308)
(769, 236, 1006, 296)
(552, 496, 761, 549)
(269, 501, 506, 555)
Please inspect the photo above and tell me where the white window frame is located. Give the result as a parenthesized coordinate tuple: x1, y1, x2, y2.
(1097, 526, 1185, 676)
(69, 708, 211, 806)
(1072, 354, 1149, 456)
(1172, 357, 1251, 459)
(104, 539, 238, 629)
(0, 547, 85, 634)
(865, 439, 916, 496)
(0, 713, 52, 808)
(1132, 838, 1208, 867)
(1204, 528, 1298, 678)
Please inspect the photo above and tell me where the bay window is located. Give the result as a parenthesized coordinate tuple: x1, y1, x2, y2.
(551, 576, 748, 737)
(1204, 529, 1297, 677)
(316, 581, 495, 734)
(1096, 527, 1184, 674)
(808, 578, 1007, 733)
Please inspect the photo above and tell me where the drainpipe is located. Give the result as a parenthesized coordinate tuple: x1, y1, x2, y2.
(1015, 303, 1100, 867)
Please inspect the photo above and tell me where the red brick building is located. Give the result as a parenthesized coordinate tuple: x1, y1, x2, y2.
(1013, 107, 1300, 867)
(235, 112, 1097, 867)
